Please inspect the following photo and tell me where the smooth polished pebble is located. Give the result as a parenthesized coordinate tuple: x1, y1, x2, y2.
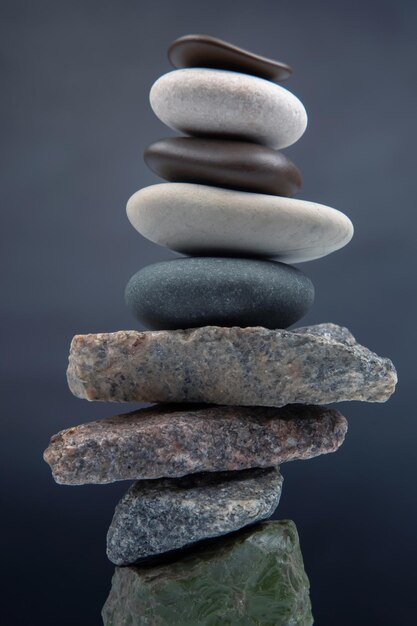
(150, 69, 307, 150)
(124, 257, 314, 330)
(168, 34, 292, 81)
(144, 137, 302, 196)
(126, 183, 354, 263)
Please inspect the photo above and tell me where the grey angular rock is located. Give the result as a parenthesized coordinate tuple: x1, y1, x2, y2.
(67, 323, 397, 407)
(102, 521, 313, 626)
(106, 468, 283, 564)
(44, 404, 347, 485)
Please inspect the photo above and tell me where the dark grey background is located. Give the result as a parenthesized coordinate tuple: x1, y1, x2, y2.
(1, 1, 416, 624)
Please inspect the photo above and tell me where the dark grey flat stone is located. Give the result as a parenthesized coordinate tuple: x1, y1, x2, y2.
(125, 257, 314, 330)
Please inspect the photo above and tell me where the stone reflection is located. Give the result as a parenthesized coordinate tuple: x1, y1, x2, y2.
(102, 520, 313, 626)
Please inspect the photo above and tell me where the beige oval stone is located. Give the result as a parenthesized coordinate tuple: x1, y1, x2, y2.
(127, 183, 354, 263)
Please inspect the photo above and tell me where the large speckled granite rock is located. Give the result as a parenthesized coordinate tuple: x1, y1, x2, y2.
(106, 468, 283, 564)
(102, 521, 313, 626)
(44, 404, 347, 485)
(67, 323, 397, 406)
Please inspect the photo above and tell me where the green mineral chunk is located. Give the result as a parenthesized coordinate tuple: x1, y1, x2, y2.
(102, 520, 313, 626)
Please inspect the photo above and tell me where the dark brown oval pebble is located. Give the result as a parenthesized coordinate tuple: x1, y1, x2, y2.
(168, 34, 292, 82)
(144, 137, 302, 197)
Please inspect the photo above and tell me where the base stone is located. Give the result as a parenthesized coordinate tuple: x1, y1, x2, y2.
(102, 520, 313, 626)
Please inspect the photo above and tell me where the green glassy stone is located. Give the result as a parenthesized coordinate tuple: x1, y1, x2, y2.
(102, 520, 313, 625)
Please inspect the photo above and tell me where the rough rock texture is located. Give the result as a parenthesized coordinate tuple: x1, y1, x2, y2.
(106, 468, 283, 564)
(67, 323, 397, 406)
(44, 404, 347, 485)
(102, 521, 313, 626)
(125, 257, 314, 330)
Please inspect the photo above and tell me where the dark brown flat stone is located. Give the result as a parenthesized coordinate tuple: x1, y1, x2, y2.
(168, 34, 292, 82)
(144, 137, 302, 196)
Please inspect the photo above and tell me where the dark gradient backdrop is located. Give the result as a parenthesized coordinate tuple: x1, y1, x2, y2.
(1, 1, 416, 625)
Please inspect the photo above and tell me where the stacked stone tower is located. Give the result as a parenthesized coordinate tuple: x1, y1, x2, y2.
(44, 35, 397, 625)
